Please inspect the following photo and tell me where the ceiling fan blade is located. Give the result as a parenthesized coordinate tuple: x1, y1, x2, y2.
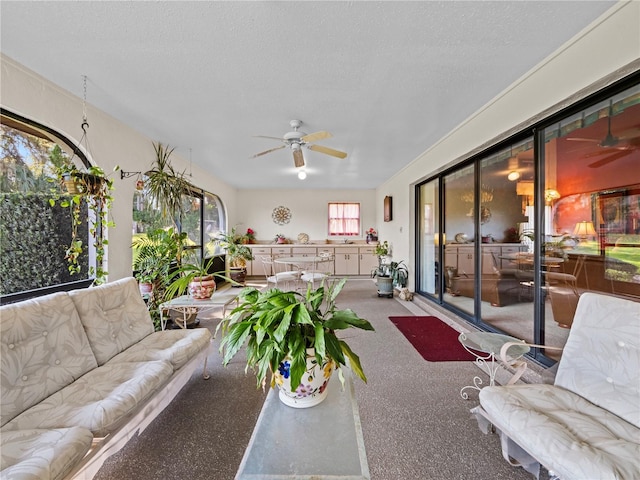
(254, 135, 285, 141)
(307, 144, 347, 159)
(566, 137, 599, 142)
(250, 145, 285, 158)
(293, 149, 305, 168)
(588, 150, 631, 168)
(301, 130, 332, 143)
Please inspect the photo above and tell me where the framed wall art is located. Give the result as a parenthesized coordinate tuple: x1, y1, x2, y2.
(384, 196, 393, 222)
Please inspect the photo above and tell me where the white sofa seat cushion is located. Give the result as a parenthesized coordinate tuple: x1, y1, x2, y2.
(1, 292, 98, 428)
(480, 384, 640, 480)
(69, 277, 154, 365)
(108, 328, 212, 370)
(2, 360, 173, 437)
(0, 427, 93, 480)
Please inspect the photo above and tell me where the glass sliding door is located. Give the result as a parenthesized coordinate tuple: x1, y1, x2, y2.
(443, 164, 476, 316)
(541, 83, 640, 359)
(478, 140, 536, 344)
(417, 179, 439, 298)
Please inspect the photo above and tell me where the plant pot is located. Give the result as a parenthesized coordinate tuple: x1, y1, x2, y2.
(138, 282, 153, 295)
(62, 173, 82, 195)
(274, 348, 335, 408)
(229, 267, 246, 287)
(376, 276, 394, 298)
(189, 275, 216, 299)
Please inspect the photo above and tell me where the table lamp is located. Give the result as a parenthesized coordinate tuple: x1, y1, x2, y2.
(573, 221, 596, 240)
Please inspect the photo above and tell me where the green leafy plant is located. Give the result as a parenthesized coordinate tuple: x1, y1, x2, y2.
(218, 278, 375, 392)
(371, 259, 408, 287)
(374, 240, 389, 257)
(164, 256, 222, 300)
(214, 226, 254, 268)
(145, 142, 190, 229)
(49, 157, 119, 284)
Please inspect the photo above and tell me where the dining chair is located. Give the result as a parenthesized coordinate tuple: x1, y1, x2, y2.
(261, 256, 299, 290)
(301, 252, 333, 288)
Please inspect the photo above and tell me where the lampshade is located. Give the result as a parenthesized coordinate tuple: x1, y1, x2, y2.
(544, 189, 561, 203)
(573, 220, 596, 238)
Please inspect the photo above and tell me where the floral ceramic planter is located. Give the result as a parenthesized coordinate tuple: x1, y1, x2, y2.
(274, 348, 334, 408)
(189, 275, 216, 299)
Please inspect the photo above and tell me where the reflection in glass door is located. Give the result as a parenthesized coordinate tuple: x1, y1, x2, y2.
(418, 180, 439, 298)
(443, 165, 475, 316)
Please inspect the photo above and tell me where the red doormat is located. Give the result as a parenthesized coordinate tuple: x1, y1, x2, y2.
(389, 316, 476, 362)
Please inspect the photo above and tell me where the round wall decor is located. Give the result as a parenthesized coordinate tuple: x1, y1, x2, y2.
(272, 206, 292, 225)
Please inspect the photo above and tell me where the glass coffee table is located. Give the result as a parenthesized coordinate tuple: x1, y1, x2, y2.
(458, 332, 530, 399)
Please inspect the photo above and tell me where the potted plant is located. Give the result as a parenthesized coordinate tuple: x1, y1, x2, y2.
(144, 142, 190, 229)
(214, 227, 254, 286)
(164, 255, 220, 301)
(218, 278, 375, 408)
(132, 228, 187, 329)
(50, 156, 119, 284)
(366, 228, 378, 244)
(245, 228, 256, 244)
(388, 260, 409, 288)
(275, 233, 287, 244)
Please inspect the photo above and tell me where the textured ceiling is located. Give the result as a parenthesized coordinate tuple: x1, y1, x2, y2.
(0, 1, 615, 190)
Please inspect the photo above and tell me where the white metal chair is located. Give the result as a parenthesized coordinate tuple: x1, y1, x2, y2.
(261, 256, 300, 290)
(301, 252, 333, 288)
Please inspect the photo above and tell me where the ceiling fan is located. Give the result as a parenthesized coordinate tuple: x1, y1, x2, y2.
(567, 100, 639, 149)
(251, 119, 347, 168)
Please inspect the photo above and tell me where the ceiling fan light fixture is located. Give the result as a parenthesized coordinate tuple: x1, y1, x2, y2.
(507, 171, 520, 181)
(297, 169, 307, 180)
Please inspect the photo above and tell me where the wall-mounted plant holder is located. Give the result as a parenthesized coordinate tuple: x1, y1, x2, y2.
(384, 196, 393, 222)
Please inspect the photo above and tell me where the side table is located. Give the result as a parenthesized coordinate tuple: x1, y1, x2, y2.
(458, 332, 530, 399)
(159, 286, 240, 330)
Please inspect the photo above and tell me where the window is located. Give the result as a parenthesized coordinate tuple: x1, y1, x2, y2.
(1, 113, 93, 298)
(132, 183, 226, 268)
(328, 202, 360, 236)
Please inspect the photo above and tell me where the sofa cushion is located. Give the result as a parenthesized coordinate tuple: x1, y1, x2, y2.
(0, 293, 98, 428)
(0, 427, 93, 480)
(69, 277, 154, 365)
(2, 360, 173, 437)
(555, 292, 640, 428)
(479, 384, 640, 480)
(108, 328, 211, 370)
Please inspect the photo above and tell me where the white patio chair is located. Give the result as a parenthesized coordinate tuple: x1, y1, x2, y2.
(261, 256, 300, 290)
(301, 252, 333, 288)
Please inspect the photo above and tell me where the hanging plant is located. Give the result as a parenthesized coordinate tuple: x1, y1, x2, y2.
(145, 142, 190, 229)
(50, 161, 119, 284)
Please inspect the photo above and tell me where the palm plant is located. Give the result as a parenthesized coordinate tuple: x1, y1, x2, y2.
(145, 142, 190, 228)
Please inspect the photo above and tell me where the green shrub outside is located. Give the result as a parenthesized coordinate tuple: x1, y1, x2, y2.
(0, 192, 89, 295)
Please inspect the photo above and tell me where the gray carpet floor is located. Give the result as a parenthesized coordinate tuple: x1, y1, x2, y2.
(94, 278, 533, 480)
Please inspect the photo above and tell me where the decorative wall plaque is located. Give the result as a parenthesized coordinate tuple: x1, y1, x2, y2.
(272, 206, 291, 225)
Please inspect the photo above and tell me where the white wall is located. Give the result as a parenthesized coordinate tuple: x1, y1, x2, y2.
(236, 189, 376, 243)
(375, 1, 640, 289)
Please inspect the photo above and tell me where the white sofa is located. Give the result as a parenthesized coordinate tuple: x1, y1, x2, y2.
(0, 277, 212, 480)
(473, 292, 640, 480)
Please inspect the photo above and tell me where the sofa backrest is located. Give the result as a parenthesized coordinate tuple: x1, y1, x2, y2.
(0, 292, 98, 427)
(555, 292, 640, 428)
(69, 277, 154, 365)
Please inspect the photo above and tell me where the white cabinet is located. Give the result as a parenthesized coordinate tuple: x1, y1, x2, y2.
(358, 247, 378, 275)
(292, 247, 317, 257)
(334, 247, 359, 275)
(247, 247, 271, 277)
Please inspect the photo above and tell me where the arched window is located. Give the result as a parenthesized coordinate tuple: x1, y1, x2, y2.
(1, 111, 94, 299)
